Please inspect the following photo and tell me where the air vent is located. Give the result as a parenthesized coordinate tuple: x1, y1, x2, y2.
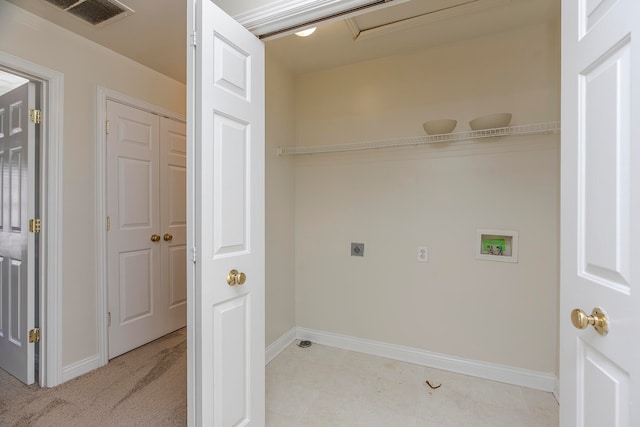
(42, 0, 134, 27)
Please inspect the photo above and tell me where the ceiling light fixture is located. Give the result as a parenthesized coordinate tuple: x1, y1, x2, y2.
(295, 27, 317, 37)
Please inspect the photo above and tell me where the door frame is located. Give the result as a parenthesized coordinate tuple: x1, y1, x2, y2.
(0, 50, 64, 388)
(95, 87, 185, 366)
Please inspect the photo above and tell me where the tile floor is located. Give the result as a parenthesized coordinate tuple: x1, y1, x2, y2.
(266, 342, 559, 427)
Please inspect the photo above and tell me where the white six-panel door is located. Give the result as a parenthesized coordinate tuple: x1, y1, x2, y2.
(560, 0, 639, 425)
(188, 0, 265, 425)
(107, 100, 187, 359)
(0, 82, 36, 384)
(160, 117, 188, 334)
(107, 101, 162, 358)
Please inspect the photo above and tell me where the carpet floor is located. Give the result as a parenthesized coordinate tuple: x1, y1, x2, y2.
(0, 328, 187, 427)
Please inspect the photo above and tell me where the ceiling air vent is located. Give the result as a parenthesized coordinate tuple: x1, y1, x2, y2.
(43, 0, 134, 27)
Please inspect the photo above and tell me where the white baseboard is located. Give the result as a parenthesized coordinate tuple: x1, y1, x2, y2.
(296, 327, 557, 392)
(553, 378, 560, 403)
(61, 354, 103, 383)
(266, 327, 297, 364)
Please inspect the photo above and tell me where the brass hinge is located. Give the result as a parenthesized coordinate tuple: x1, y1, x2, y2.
(106, 120, 110, 134)
(106, 216, 110, 231)
(29, 218, 42, 233)
(29, 328, 40, 343)
(29, 109, 41, 124)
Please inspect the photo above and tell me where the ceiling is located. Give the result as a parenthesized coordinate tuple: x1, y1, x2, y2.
(268, 0, 559, 74)
(0, 70, 29, 96)
(7, 0, 560, 83)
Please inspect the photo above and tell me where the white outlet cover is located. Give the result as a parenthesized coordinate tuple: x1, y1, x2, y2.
(417, 246, 428, 262)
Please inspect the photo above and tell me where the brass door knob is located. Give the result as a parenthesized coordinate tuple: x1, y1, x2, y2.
(163, 233, 173, 241)
(227, 269, 247, 286)
(571, 307, 608, 336)
(150, 234, 161, 242)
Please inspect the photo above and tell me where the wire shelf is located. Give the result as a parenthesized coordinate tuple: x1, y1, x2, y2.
(277, 121, 561, 156)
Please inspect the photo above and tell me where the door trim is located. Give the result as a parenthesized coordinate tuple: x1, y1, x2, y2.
(96, 87, 185, 366)
(0, 50, 64, 387)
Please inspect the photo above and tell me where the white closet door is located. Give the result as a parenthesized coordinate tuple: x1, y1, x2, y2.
(560, 0, 640, 425)
(188, 0, 265, 424)
(107, 100, 162, 359)
(160, 117, 187, 333)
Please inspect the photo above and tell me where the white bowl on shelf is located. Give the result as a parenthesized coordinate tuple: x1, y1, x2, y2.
(423, 119, 457, 135)
(469, 113, 512, 130)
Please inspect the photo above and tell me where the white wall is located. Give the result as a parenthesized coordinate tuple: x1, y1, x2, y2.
(0, 1, 185, 371)
(292, 22, 560, 374)
(265, 54, 297, 345)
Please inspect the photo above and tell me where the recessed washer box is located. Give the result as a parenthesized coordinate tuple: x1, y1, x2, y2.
(476, 229, 518, 263)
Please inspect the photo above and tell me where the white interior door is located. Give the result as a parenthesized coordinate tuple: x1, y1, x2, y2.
(160, 117, 187, 333)
(0, 82, 36, 384)
(188, 0, 265, 425)
(560, 1, 639, 425)
(107, 100, 162, 359)
(107, 101, 187, 359)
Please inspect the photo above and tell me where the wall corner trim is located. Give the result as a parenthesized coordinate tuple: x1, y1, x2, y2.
(294, 327, 557, 392)
(265, 327, 297, 364)
(61, 354, 102, 383)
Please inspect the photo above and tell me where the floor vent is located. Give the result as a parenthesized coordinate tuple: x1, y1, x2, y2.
(42, 0, 134, 27)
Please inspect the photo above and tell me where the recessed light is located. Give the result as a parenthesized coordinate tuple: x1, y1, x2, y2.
(295, 27, 317, 37)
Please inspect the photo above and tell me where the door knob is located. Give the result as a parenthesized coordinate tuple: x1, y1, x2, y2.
(150, 234, 161, 242)
(571, 307, 608, 336)
(227, 269, 246, 286)
(163, 233, 173, 241)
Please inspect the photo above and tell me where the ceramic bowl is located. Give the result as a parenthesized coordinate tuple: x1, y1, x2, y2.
(423, 119, 457, 135)
(469, 113, 512, 130)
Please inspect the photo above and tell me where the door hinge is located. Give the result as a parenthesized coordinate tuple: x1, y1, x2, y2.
(190, 31, 197, 47)
(106, 216, 110, 231)
(191, 246, 197, 264)
(106, 120, 110, 135)
(29, 218, 42, 233)
(29, 109, 41, 124)
(29, 328, 40, 343)
(108, 312, 112, 327)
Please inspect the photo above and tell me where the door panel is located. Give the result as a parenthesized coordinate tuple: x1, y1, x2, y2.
(168, 245, 187, 307)
(119, 158, 153, 228)
(214, 295, 250, 426)
(0, 82, 35, 384)
(561, 0, 639, 425)
(580, 342, 629, 427)
(213, 115, 248, 256)
(160, 117, 187, 331)
(582, 40, 630, 289)
(189, 0, 265, 424)
(119, 249, 153, 323)
(107, 100, 161, 359)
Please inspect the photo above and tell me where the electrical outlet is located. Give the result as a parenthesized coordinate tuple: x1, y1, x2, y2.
(417, 246, 428, 262)
(351, 242, 364, 257)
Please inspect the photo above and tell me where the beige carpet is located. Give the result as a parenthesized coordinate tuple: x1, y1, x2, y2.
(0, 328, 187, 426)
